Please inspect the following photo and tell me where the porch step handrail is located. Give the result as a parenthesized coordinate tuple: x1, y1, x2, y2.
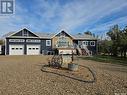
(74, 44, 92, 56)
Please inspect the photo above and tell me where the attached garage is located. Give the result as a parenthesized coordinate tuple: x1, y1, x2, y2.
(9, 45, 24, 55)
(27, 45, 40, 55)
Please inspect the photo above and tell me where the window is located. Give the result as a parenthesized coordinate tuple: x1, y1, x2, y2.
(57, 37, 69, 47)
(22, 30, 29, 37)
(46, 40, 51, 46)
(9, 39, 25, 42)
(26, 39, 40, 42)
(12, 48, 15, 50)
(16, 48, 18, 50)
(36, 48, 39, 50)
(29, 48, 31, 50)
(90, 41, 95, 46)
(20, 48, 22, 50)
(83, 41, 89, 46)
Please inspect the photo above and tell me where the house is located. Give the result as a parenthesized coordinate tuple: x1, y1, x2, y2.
(4, 28, 97, 55)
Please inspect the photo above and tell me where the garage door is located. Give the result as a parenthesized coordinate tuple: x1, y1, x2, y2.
(27, 45, 40, 55)
(9, 45, 24, 55)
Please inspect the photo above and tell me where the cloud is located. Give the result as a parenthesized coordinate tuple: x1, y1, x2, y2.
(91, 16, 127, 30)
(0, 0, 127, 37)
(58, 0, 127, 32)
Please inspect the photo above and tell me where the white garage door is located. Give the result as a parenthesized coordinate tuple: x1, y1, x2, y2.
(27, 45, 40, 55)
(9, 45, 24, 55)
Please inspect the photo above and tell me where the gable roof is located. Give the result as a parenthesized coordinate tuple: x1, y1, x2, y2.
(3, 28, 97, 40)
(9, 28, 40, 38)
(51, 30, 74, 39)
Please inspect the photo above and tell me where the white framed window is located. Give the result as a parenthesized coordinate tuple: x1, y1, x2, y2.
(26, 39, 40, 42)
(57, 37, 69, 47)
(46, 40, 51, 46)
(90, 41, 95, 46)
(82, 41, 89, 46)
(9, 39, 25, 42)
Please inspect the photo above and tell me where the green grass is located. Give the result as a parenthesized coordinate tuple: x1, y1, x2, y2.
(79, 55, 127, 66)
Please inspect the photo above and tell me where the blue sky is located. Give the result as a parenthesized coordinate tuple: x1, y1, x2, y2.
(0, 0, 127, 37)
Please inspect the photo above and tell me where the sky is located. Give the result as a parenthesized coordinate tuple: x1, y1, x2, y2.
(0, 0, 127, 37)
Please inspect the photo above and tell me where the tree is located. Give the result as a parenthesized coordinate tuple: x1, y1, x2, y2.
(0, 40, 4, 45)
(84, 31, 95, 37)
(107, 25, 127, 58)
(98, 39, 113, 55)
(107, 25, 121, 56)
(84, 31, 92, 35)
(77, 33, 82, 35)
(120, 26, 127, 58)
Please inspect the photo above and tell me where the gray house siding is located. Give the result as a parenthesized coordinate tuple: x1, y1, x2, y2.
(4, 29, 97, 55)
(6, 38, 96, 55)
(13, 31, 22, 36)
(87, 40, 97, 55)
(6, 38, 52, 55)
(13, 29, 38, 37)
(6, 38, 9, 55)
(73, 39, 97, 55)
(41, 39, 52, 55)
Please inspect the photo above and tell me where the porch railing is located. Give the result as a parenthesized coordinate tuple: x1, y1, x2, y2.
(54, 44, 74, 48)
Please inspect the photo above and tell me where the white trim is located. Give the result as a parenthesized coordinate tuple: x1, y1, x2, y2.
(46, 40, 51, 46)
(8, 36, 39, 38)
(9, 45, 24, 55)
(9, 39, 25, 42)
(26, 45, 40, 55)
(51, 30, 73, 39)
(26, 39, 40, 42)
(82, 41, 89, 46)
(7, 31, 17, 37)
(7, 28, 40, 38)
(90, 41, 95, 46)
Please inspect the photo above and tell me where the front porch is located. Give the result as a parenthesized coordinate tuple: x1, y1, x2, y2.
(57, 48, 76, 55)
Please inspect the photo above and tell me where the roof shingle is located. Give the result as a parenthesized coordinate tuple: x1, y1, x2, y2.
(3, 31, 97, 40)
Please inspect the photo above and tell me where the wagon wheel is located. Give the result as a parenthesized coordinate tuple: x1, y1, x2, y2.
(52, 57, 58, 67)
(57, 55, 63, 67)
(49, 55, 56, 67)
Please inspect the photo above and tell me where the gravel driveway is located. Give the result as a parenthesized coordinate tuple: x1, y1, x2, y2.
(0, 55, 127, 95)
